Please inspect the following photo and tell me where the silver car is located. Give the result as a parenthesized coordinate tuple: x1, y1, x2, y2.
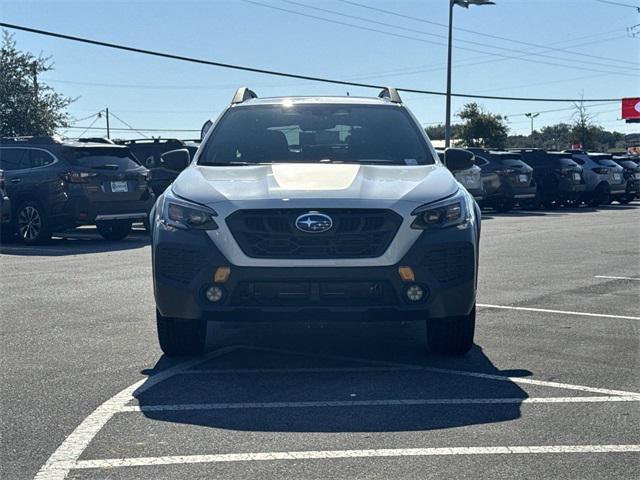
(563, 151, 626, 206)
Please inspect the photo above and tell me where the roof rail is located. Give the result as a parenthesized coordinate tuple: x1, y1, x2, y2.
(378, 87, 402, 104)
(0, 135, 62, 145)
(231, 87, 258, 104)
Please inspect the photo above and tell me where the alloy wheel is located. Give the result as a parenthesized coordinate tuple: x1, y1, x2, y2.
(17, 206, 42, 241)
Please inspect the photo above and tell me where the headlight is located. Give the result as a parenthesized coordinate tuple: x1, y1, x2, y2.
(162, 194, 218, 230)
(411, 190, 471, 230)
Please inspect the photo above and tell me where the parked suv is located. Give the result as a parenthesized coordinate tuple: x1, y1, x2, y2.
(563, 151, 625, 206)
(612, 155, 640, 203)
(513, 149, 585, 209)
(0, 169, 11, 235)
(467, 148, 536, 212)
(436, 149, 484, 201)
(116, 138, 194, 195)
(151, 87, 481, 357)
(0, 137, 155, 243)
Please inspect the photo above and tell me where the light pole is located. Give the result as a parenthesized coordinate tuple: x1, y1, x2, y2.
(445, 0, 495, 148)
(525, 112, 540, 136)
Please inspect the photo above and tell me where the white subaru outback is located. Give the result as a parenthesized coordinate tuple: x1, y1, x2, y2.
(150, 87, 481, 357)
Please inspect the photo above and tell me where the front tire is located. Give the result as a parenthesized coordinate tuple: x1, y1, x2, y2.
(156, 309, 206, 357)
(96, 220, 132, 241)
(426, 306, 475, 356)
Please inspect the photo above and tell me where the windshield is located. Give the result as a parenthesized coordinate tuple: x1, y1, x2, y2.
(64, 147, 141, 170)
(199, 104, 434, 166)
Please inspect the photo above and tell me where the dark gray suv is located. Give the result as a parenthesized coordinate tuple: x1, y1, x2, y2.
(0, 137, 155, 244)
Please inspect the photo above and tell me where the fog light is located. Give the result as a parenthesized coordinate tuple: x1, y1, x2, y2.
(205, 285, 224, 303)
(405, 284, 425, 302)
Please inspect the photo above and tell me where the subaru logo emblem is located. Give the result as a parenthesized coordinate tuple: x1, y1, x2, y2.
(295, 212, 333, 233)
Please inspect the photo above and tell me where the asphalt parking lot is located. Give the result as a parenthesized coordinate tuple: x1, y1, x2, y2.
(1, 204, 639, 480)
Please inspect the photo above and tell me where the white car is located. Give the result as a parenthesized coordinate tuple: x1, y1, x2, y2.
(150, 87, 481, 357)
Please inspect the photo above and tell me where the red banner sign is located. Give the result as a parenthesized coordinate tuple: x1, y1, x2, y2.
(622, 97, 640, 120)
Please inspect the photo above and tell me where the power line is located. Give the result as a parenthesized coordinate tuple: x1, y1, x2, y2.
(108, 111, 149, 138)
(282, 0, 636, 72)
(593, 0, 640, 10)
(63, 126, 200, 133)
(339, 0, 637, 66)
(245, 0, 637, 77)
(72, 115, 102, 138)
(0, 21, 626, 102)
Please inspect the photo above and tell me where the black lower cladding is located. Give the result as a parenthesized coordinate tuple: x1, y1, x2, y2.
(226, 209, 403, 259)
(153, 224, 478, 321)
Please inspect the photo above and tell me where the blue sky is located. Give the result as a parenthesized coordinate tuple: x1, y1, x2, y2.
(1, 0, 639, 139)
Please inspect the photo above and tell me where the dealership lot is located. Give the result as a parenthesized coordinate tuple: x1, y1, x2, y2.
(1, 205, 639, 480)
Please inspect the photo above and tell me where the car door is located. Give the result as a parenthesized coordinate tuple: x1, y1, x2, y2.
(0, 147, 31, 200)
(26, 148, 67, 216)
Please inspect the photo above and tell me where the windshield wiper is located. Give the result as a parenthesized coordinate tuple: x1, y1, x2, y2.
(198, 161, 258, 166)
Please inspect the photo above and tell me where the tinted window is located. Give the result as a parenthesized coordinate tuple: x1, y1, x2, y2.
(616, 160, 638, 169)
(590, 157, 618, 167)
(29, 149, 56, 168)
(0, 148, 29, 170)
(497, 158, 525, 167)
(199, 104, 433, 165)
(63, 147, 141, 170)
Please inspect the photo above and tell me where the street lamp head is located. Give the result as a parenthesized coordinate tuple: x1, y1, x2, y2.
(454, 0, 495, 7)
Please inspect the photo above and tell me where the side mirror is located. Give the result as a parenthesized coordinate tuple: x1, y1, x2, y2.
(160, 149, 190, 172)
(444, 148, 475, 171)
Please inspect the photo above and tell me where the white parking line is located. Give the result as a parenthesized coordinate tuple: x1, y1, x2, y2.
(33, 346, 243, 480)
(122, 396, 640, 413)
(594, 275, 640, 281)
(71, 444, 640, 470)
(477, 304, 640, 321)
(243, 346, 640, 398)
(33, 345, 640, 479)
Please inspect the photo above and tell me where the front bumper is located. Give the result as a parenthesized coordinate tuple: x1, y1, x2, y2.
(153, 223, 478, 322)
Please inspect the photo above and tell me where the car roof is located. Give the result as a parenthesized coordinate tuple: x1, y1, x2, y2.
(233, 96, 402, 107)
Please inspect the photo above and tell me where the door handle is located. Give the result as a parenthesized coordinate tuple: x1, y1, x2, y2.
(10, 178, 22, 183)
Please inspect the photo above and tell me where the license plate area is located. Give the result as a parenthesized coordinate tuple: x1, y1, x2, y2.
(110, 181, 128, 193)
(518, 174, 528, 183)
(573, 173, 581, 181)
(233, 281, 389, 306)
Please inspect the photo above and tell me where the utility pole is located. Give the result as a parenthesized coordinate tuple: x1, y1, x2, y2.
(525, 112, 540, 136)
(444, 0, 454, 148)
(444, 1, 495, 148)
(105, 107, 110, 139)
(32, 62, 38, 99)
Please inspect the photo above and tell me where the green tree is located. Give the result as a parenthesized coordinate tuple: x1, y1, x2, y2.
(0, 30, 73, 136)
(425, 123, 461, 141)
(457, 102, 509, 149)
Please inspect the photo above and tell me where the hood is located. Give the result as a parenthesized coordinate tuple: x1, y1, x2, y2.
(171, 163, 458, 206)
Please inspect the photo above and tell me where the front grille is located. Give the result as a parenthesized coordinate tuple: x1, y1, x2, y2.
(156, 246, 203, 284)
(226, 209, 403, 259)
(421, 244, 475, 285)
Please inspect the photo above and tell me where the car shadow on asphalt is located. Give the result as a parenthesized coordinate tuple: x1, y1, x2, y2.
(0, 227, 149, 256)
(134, 321, 530, 433)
